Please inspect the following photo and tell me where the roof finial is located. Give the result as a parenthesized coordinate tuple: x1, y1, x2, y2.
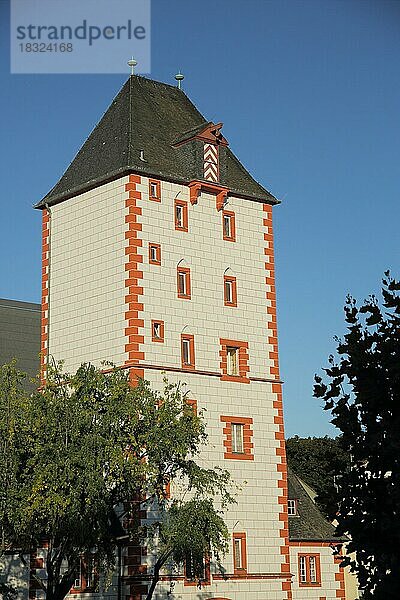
(175, 70, 184, 90)
(127, 57, 138, 76)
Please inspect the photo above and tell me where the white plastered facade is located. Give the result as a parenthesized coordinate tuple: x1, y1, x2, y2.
(46, 174, 290, 600)
(289, 545, 343, 600)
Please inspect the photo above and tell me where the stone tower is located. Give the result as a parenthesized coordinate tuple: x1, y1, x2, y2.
(36, 74, 291, 600)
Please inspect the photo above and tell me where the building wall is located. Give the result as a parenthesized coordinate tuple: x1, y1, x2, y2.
(0, 299, 40, 380)
(141, 370, 285, 598)
(46, 174, 290, 599)
(343, 549, 360, 600)
(48, 178, 128, 371)
(136, 178, 274, 376)
(289, 544, 345, 600)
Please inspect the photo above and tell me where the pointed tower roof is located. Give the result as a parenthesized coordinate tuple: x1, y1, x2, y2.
(35, 76, 277, 208)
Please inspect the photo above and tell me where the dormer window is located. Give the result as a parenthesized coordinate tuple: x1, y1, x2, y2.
(288, 498, 298, 516)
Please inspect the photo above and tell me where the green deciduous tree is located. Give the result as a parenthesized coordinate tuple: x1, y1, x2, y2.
(285, 435, 349, 519)
(0, 361, 232, 600)
(314, 271, 400, 599)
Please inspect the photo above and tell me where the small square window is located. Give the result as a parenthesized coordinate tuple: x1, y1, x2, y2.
(177, 267, 191, 299)
(224, 276, 237, 307)
(231, 423, 244, 453)
(175, 200, 188, 231)
(149, 243, 161, 265)
(152, 320, 164, 342)
(149, 179, 161, 201)
(181, 334, 195, 369)
(222, 210, 236, 241)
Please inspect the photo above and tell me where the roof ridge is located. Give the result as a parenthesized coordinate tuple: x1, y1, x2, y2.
(132, 74, 185, 91)
(128, 76, 133, 165)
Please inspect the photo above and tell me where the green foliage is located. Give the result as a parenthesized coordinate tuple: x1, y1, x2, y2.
(285, 435, 350, 519)
(314, 272, 400, 599)
(0, 361, 232, 600)
(0, 581, 18, 600)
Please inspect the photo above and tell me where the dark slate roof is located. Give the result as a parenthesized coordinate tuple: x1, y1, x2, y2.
(288, 467, 346, 542)
(0, 299, 41, 385)
(35, 76, 277, 208)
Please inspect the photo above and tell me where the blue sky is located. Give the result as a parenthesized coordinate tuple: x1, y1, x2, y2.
(0, 0, 399, 437)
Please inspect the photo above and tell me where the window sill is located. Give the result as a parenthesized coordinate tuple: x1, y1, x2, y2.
(224, 452, 254, 461)
(221, 374, 250, 384)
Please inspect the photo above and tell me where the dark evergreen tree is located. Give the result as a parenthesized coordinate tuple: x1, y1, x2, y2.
(314, 271, 400, 599)
(285, 435, 349, 519)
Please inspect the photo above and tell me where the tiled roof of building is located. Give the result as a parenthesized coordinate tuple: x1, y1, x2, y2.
(288, 467, 346, 542)
(0, 299, 40, 384)
(35, 75, 277, 208)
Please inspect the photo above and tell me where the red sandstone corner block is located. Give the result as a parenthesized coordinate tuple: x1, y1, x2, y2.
(124, 176, 145, 376)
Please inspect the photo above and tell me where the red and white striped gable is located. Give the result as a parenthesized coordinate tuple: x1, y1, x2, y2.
(204, 143, 219, 182)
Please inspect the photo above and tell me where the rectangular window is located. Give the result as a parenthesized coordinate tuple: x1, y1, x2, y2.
(71, 554, 97, 593)
(175, 199, 188, 231)
(73, 561, 81, 589)
(184, 552, 210, 585)
(224, 276, 237, 306)
(299, 556, 307, 584)
(231, 423, 244, 453)
(309, 555, 317, 582)
(149, 243, 161, 265)
(288, 499, 298, 516)
(185, 397, 198, 415)
(226, 346, 239, 375)
(86, 555, 96, 590)
(220, 416, 254, 461)
(149, 179, 161, 201)
(151, 320, 164, 343)
(233, 538, 242, 569)
(181, 334, 195, 370)
(222, 210, 236, 241)
(220, 339, 250, 383)
(298, 554, 321, 586)
(177, 267, 191, 299)
(232, 533, 247, 574)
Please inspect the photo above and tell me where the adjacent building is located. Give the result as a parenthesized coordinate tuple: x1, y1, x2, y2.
(287, 468, 349, 599)
(0, 298, 40, 383)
